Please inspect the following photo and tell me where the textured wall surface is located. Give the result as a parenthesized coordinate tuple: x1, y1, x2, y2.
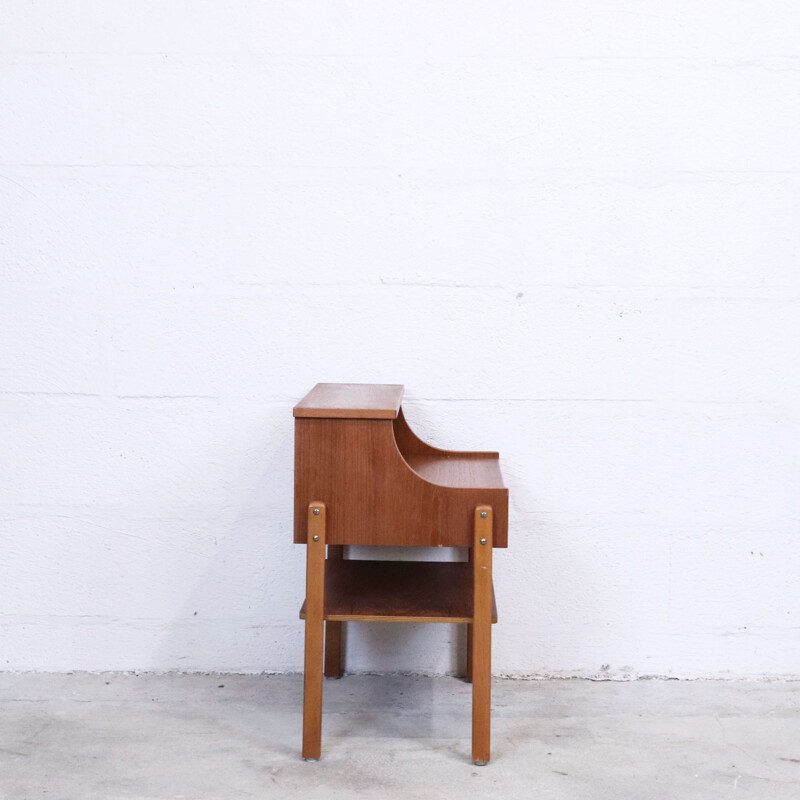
(1, 2, 799, 678)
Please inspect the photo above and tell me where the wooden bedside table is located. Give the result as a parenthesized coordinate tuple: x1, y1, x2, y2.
(294, 383, 509, 764)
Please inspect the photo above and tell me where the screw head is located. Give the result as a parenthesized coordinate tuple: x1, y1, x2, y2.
(480, 538, 487, 545)
(312, 535, 319, 542)
(480, 511, 488, 518)
(313, 508, 320, 515)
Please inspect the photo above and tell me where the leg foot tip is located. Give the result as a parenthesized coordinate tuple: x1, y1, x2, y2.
(303, 757, 320, 762)
(473, 760, 489, 766)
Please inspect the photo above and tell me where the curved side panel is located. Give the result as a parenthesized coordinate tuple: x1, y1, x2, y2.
(294, 416, 508, 548)
(393, 407, 499, 460)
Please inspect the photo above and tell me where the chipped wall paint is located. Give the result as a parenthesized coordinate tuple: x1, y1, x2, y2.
(1, 2, 799, 677)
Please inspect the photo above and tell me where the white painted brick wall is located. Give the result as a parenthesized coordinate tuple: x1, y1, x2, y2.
(1, 2, 799, 678)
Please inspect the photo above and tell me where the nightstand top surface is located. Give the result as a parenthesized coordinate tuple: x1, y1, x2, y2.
(293, 383, 405, 419)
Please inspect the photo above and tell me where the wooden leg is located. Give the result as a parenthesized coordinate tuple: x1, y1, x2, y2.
(302, 502, 326, 760)
(324, 545, 344, 678)
(466, 547, 473, 682)
(472, 506, 493, 765)
(466, 623, 473, 682)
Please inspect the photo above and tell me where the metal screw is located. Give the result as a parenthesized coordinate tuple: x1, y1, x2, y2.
(313, 508, 320, 515)
(480, 538, 487, 545)
(480, 511, 487, 518)
(312, 535, 319, 542)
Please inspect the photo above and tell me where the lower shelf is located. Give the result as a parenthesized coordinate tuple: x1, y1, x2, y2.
(299, 559, 498, 624)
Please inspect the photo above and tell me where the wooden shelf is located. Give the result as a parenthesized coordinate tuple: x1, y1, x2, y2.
(299, 559, 498, 624)
(403, 453, 506, 489)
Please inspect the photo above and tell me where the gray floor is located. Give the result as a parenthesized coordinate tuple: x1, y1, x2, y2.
(1, 673, 798, 799)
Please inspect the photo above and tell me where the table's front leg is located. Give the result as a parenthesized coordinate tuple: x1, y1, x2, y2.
(472, 505, 493, 765)
(302, 502, 327, 760)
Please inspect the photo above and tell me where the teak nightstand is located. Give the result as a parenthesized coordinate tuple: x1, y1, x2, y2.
(294, 383, 509, 764)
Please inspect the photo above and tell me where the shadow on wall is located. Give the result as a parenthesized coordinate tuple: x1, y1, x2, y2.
(153, 405, 302, 673)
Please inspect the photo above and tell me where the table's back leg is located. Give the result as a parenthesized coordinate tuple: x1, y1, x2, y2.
(466, 546, 473, 682)
(324, 545, 344, 678)
(472, 505, 493, 765)
(302, 502, 327, 760)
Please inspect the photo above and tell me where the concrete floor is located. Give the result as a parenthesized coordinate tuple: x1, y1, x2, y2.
(1, 673, 798, 799)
